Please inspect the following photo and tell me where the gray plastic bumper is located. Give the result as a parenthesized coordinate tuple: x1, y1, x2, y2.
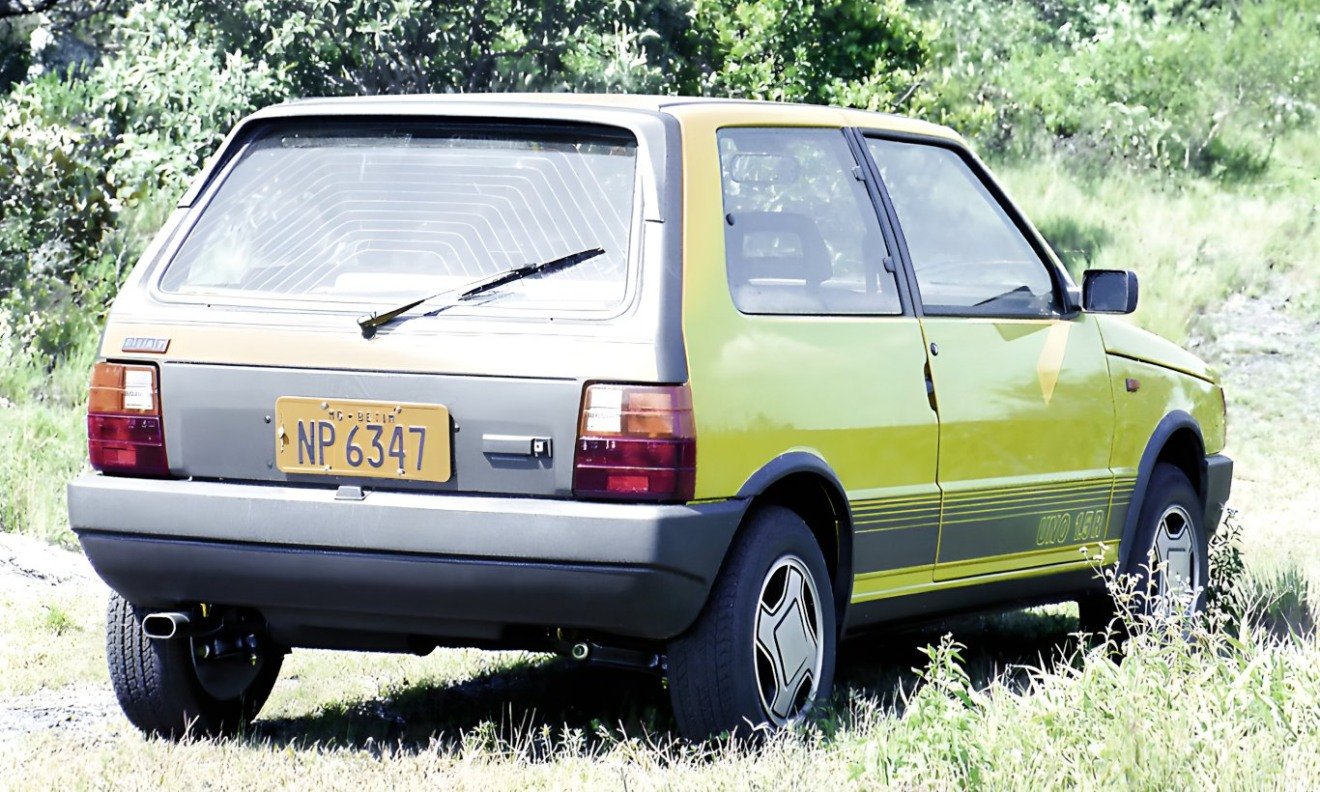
(1204, 453, 1233, 532)
(69, 475, 743, 644)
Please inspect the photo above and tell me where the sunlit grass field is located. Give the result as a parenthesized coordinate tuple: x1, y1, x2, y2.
(2, 569, 1317, 789)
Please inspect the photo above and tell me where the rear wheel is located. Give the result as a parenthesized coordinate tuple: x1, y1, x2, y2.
(666, 506, 836, 739)
(106, 593, 282, 739)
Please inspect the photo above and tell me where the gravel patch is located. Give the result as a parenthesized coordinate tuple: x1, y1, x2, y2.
(0, 687, 120, 746)
(0, 533, 95, 598)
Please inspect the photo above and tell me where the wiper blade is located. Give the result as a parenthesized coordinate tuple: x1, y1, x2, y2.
(357, 247, 605, 338)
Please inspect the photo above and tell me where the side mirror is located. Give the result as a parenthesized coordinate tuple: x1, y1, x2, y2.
(1082, 269, 1138, 314)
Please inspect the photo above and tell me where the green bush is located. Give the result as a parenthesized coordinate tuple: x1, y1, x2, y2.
(687, 0, 931, 109)
(0, 0, 1315, 374)
(0, 3, 283, 364)
(923, 0, 1320, 176)
(163, 0, 678, 96)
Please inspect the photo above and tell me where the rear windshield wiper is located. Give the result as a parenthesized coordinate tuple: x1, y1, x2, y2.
(357, 247, 605, 338)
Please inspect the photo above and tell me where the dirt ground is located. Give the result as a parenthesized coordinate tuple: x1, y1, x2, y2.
(0, 534, 118, 744)
(1189, 285, 1320, 578)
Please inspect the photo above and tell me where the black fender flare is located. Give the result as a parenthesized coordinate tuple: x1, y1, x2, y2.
(1118, 410, 1207, 571)
(736, 451, 854, 631)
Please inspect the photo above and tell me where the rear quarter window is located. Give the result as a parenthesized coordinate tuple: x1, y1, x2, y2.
(717, 127, 902, 317)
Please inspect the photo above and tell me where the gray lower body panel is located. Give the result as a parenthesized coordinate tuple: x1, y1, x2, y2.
(1204, 453, 1233, 532)
(69, 475, 743, 647)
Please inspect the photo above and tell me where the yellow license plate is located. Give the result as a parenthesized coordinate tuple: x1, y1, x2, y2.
(274, 397, 451, 483)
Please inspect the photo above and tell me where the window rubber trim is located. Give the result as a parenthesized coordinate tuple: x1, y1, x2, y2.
(147, 115, 649, 321)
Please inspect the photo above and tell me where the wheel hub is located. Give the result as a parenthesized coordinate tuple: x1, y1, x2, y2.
(191, 628, 268, 700)
(1151, 503, 1199, 616)
(754, 556, 824, 725)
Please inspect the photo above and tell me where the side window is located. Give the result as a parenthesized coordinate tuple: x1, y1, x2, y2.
(718, 128, 901, 316)
(865, 138, 1060, 317)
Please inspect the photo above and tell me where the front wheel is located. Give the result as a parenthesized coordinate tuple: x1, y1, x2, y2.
(1080, 463, 1209, 632)
(106, 593, 282, 739)
(666, 506, 836, 739)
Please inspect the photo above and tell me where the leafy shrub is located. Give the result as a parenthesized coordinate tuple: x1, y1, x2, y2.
(159, 0, 684, 96)
(0, 2, 282, 364)
(924, 0, 1320, 176)
(688, 0, 932, 110)
(0, 0, 1315, 374)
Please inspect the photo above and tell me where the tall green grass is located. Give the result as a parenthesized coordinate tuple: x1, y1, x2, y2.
(1002, 129, 1320, 343)
(0, 335, 95, 548)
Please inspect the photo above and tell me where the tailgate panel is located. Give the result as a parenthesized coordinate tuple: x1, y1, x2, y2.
(161, 363, 580, 496)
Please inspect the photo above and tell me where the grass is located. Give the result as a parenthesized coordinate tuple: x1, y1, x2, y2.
(0, 334, 94, 549)
(1, 581, 1317, 789)
(0, 402, 86, 549)
(0, 588, 105, 696)
(1001, 129, 1320, 344)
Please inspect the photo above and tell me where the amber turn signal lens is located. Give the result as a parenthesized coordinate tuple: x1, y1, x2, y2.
(573, 383, 696, 502)
(89, 363, 160, 415)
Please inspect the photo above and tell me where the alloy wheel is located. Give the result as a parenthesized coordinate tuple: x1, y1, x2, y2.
(753, 555, 824, 726)
(1150, 503, 1199, 616)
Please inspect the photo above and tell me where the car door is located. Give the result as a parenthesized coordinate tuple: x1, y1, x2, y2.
(688, 125, 942, 601)
(861, 135, 1117, 580)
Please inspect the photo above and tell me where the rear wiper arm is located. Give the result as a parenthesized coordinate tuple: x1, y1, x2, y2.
(357, 247, 605, 338)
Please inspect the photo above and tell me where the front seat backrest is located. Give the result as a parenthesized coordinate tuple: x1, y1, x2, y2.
(726, 211, 833, 287)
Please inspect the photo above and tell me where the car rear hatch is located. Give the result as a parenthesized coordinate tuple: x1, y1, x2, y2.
(96, 103, 684, 500)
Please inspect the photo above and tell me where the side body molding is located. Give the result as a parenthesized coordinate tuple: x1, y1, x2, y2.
(1118, 410, 1206, 571)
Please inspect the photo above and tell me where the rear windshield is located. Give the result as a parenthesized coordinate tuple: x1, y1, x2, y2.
(158, 120, 639, 314)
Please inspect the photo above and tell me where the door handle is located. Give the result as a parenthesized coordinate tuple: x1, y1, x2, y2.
(924, 361, 938, 413)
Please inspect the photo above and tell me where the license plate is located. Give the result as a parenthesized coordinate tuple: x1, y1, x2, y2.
(274, 397, 451, 483)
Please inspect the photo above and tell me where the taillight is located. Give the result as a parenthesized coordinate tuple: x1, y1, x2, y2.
(573, 383, 696, 502)
(87, 362, 169, 477)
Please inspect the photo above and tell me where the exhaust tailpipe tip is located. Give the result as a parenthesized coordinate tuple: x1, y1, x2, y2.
(570, 642, 590, 661)
(141, 612, 191, 641)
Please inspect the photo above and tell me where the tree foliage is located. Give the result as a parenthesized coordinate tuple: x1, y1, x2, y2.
(687, 0, 930, 110)
(1, 0, 1317, 365)
(0, 2, 281, 359)
(923, 0, 1320, 176)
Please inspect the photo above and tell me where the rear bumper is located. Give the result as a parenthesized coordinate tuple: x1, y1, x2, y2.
(69, 475, 743, 646)
(1204, 453, 1233, 532)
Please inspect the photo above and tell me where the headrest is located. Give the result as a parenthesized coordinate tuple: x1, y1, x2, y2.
(725, 211, 832, 286)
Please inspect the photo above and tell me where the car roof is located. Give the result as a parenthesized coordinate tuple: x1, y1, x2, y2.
(250, 93, 964, 143)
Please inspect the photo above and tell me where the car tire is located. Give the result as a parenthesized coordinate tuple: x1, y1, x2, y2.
(1080, 463, 1208, 632)
(666, 505, 836, 740)
(106, 593, 282, 739)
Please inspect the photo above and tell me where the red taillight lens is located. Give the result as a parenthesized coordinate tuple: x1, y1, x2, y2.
(87, 362, 170, 477)
(572, 383, 695, 502)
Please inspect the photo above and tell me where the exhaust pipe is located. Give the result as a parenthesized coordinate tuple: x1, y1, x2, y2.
(141, 612, 192, 641)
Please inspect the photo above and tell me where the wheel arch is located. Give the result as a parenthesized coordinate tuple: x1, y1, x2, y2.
(736, 452, 853, 633)
(1119, 410, 1209, 571)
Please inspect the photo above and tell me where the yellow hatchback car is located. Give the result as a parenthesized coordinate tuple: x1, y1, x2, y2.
(69, 95, 1231, 740)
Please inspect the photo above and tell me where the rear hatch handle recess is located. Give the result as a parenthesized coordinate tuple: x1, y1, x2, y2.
(356, 247, 606, 338)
